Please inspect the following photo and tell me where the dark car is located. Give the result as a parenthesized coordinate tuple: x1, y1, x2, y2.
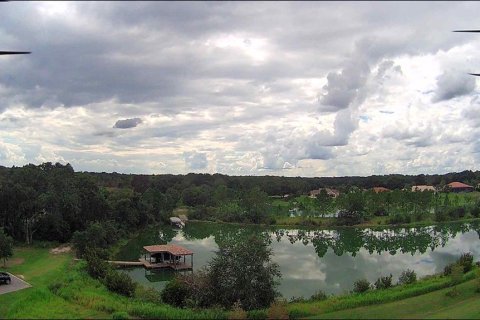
(0, 272, 11, 284)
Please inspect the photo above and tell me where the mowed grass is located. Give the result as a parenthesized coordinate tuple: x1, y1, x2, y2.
(311, 279, 480, 319)
(1, 246, 109, 319)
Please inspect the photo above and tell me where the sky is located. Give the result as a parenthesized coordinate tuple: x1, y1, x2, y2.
(1, 1, 480, 177)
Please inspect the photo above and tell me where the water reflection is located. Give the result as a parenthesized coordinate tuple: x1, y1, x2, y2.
(117, 221, 480, 299)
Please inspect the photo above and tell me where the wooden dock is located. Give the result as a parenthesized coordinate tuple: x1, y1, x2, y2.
(139, 258, 193, 270)
(106, 259, 192, 270)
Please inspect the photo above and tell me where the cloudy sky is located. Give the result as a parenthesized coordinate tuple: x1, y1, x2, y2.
(1, 1, 480, 176)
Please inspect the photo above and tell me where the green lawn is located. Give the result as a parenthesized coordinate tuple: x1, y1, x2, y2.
(1, 246, 109, 319)
(310, 279, 480, 319)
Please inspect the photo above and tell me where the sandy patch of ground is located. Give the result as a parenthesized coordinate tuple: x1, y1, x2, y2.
(50, 245, 72, 254)
(4, 257, 25, 268)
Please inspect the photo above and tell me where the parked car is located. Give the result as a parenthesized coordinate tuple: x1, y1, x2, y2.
(0, 272, 11, 284)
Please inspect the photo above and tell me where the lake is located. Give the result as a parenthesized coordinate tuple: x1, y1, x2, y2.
(116, 221, 480, 300)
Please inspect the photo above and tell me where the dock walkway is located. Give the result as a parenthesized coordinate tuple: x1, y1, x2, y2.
(107, 259, 192, 270)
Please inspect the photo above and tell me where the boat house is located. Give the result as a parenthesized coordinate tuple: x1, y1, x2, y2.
(447, 182, 475, 193)
(141, 244, 193, 270)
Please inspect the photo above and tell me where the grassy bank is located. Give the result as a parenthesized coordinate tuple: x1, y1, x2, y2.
(1, 246, 109, 319)
(1, 245, 225, 319)
(286, 269, 478, 318)
(311, 278, 480, 319)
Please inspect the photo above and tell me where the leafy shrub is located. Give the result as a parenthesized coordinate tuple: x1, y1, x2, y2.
(458, 252, 474, 273)
(450, 264, 464, 286)
(161, 277, 191, 308)
(353, 279, 371, 293)
(309, 290, 328, 301)
(84, 248, 111, 280)
(267, 300, 289, 320)
(434, 208, 448, 222)
(374, 274, 393, 290)
(443, 263, 454, 276)
(336, 210, 363, 226)
(398, 269, 417, 285)
(444, 253, 474, 275)
(446, 264, 463, 298)
(104, 270, 136, 297)
(289, 296, 306, 303)
(471, 204, 480, 218)
(448, 207, 466, 219)
(111, 311, 129, 319)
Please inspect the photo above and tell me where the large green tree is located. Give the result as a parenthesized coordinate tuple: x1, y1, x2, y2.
(0, 228, 14, 267)
(206, 231, 281, 310)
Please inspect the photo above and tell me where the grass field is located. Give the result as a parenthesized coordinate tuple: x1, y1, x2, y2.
(1, 246, 109, 319)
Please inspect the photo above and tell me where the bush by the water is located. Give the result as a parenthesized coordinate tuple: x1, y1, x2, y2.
(85, 248, 111, 280)
(310, 290, 328, 301)
(398, 269, 417, 285)
(336, 210, 363, 226)
(435, 206, 467, 222)
(160, 277, 190, 308)
(374, 274, 393, 290)
(471, 206, 480, 218)
(458, 252, 474, 273)
(161, 232, 281, 311)
(353, 279, 371, 293)
(444, 252, 474, 275)
(103, 269, 137, 297)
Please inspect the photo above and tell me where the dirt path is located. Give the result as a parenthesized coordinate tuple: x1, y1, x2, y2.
(50, 245, 72, 254)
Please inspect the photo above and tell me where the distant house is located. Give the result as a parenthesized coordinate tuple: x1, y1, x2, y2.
(372, 187, 391, 193)
(412, 185, 435, 192)
(309, 189, 321, 198)
(309, 188, 340, 199)
(447, 182, 474, 193)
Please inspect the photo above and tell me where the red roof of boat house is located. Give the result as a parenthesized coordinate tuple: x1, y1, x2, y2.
(143, 244, 193, 256)
(447, 182, 474, 191)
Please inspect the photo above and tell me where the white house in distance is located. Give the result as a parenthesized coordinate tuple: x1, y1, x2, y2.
(411, 185, 436, 192)
(309, 188, 340, 199)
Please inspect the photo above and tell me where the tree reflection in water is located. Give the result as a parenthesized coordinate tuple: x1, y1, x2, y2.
(272, 221, 480, 258)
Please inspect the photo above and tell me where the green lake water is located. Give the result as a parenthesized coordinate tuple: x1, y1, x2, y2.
(116, 221, 480, 300)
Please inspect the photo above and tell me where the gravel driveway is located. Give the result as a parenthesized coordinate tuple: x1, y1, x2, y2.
(0, 273, 31, 295)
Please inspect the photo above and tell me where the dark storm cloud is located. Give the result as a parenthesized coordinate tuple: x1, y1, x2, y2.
(1, 1, 474, 113)
(432, 70, 476, 103)
(113, 117, 142, 129)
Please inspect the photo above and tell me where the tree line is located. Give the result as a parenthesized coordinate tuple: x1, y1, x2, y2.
(1, 162, 480, 243)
